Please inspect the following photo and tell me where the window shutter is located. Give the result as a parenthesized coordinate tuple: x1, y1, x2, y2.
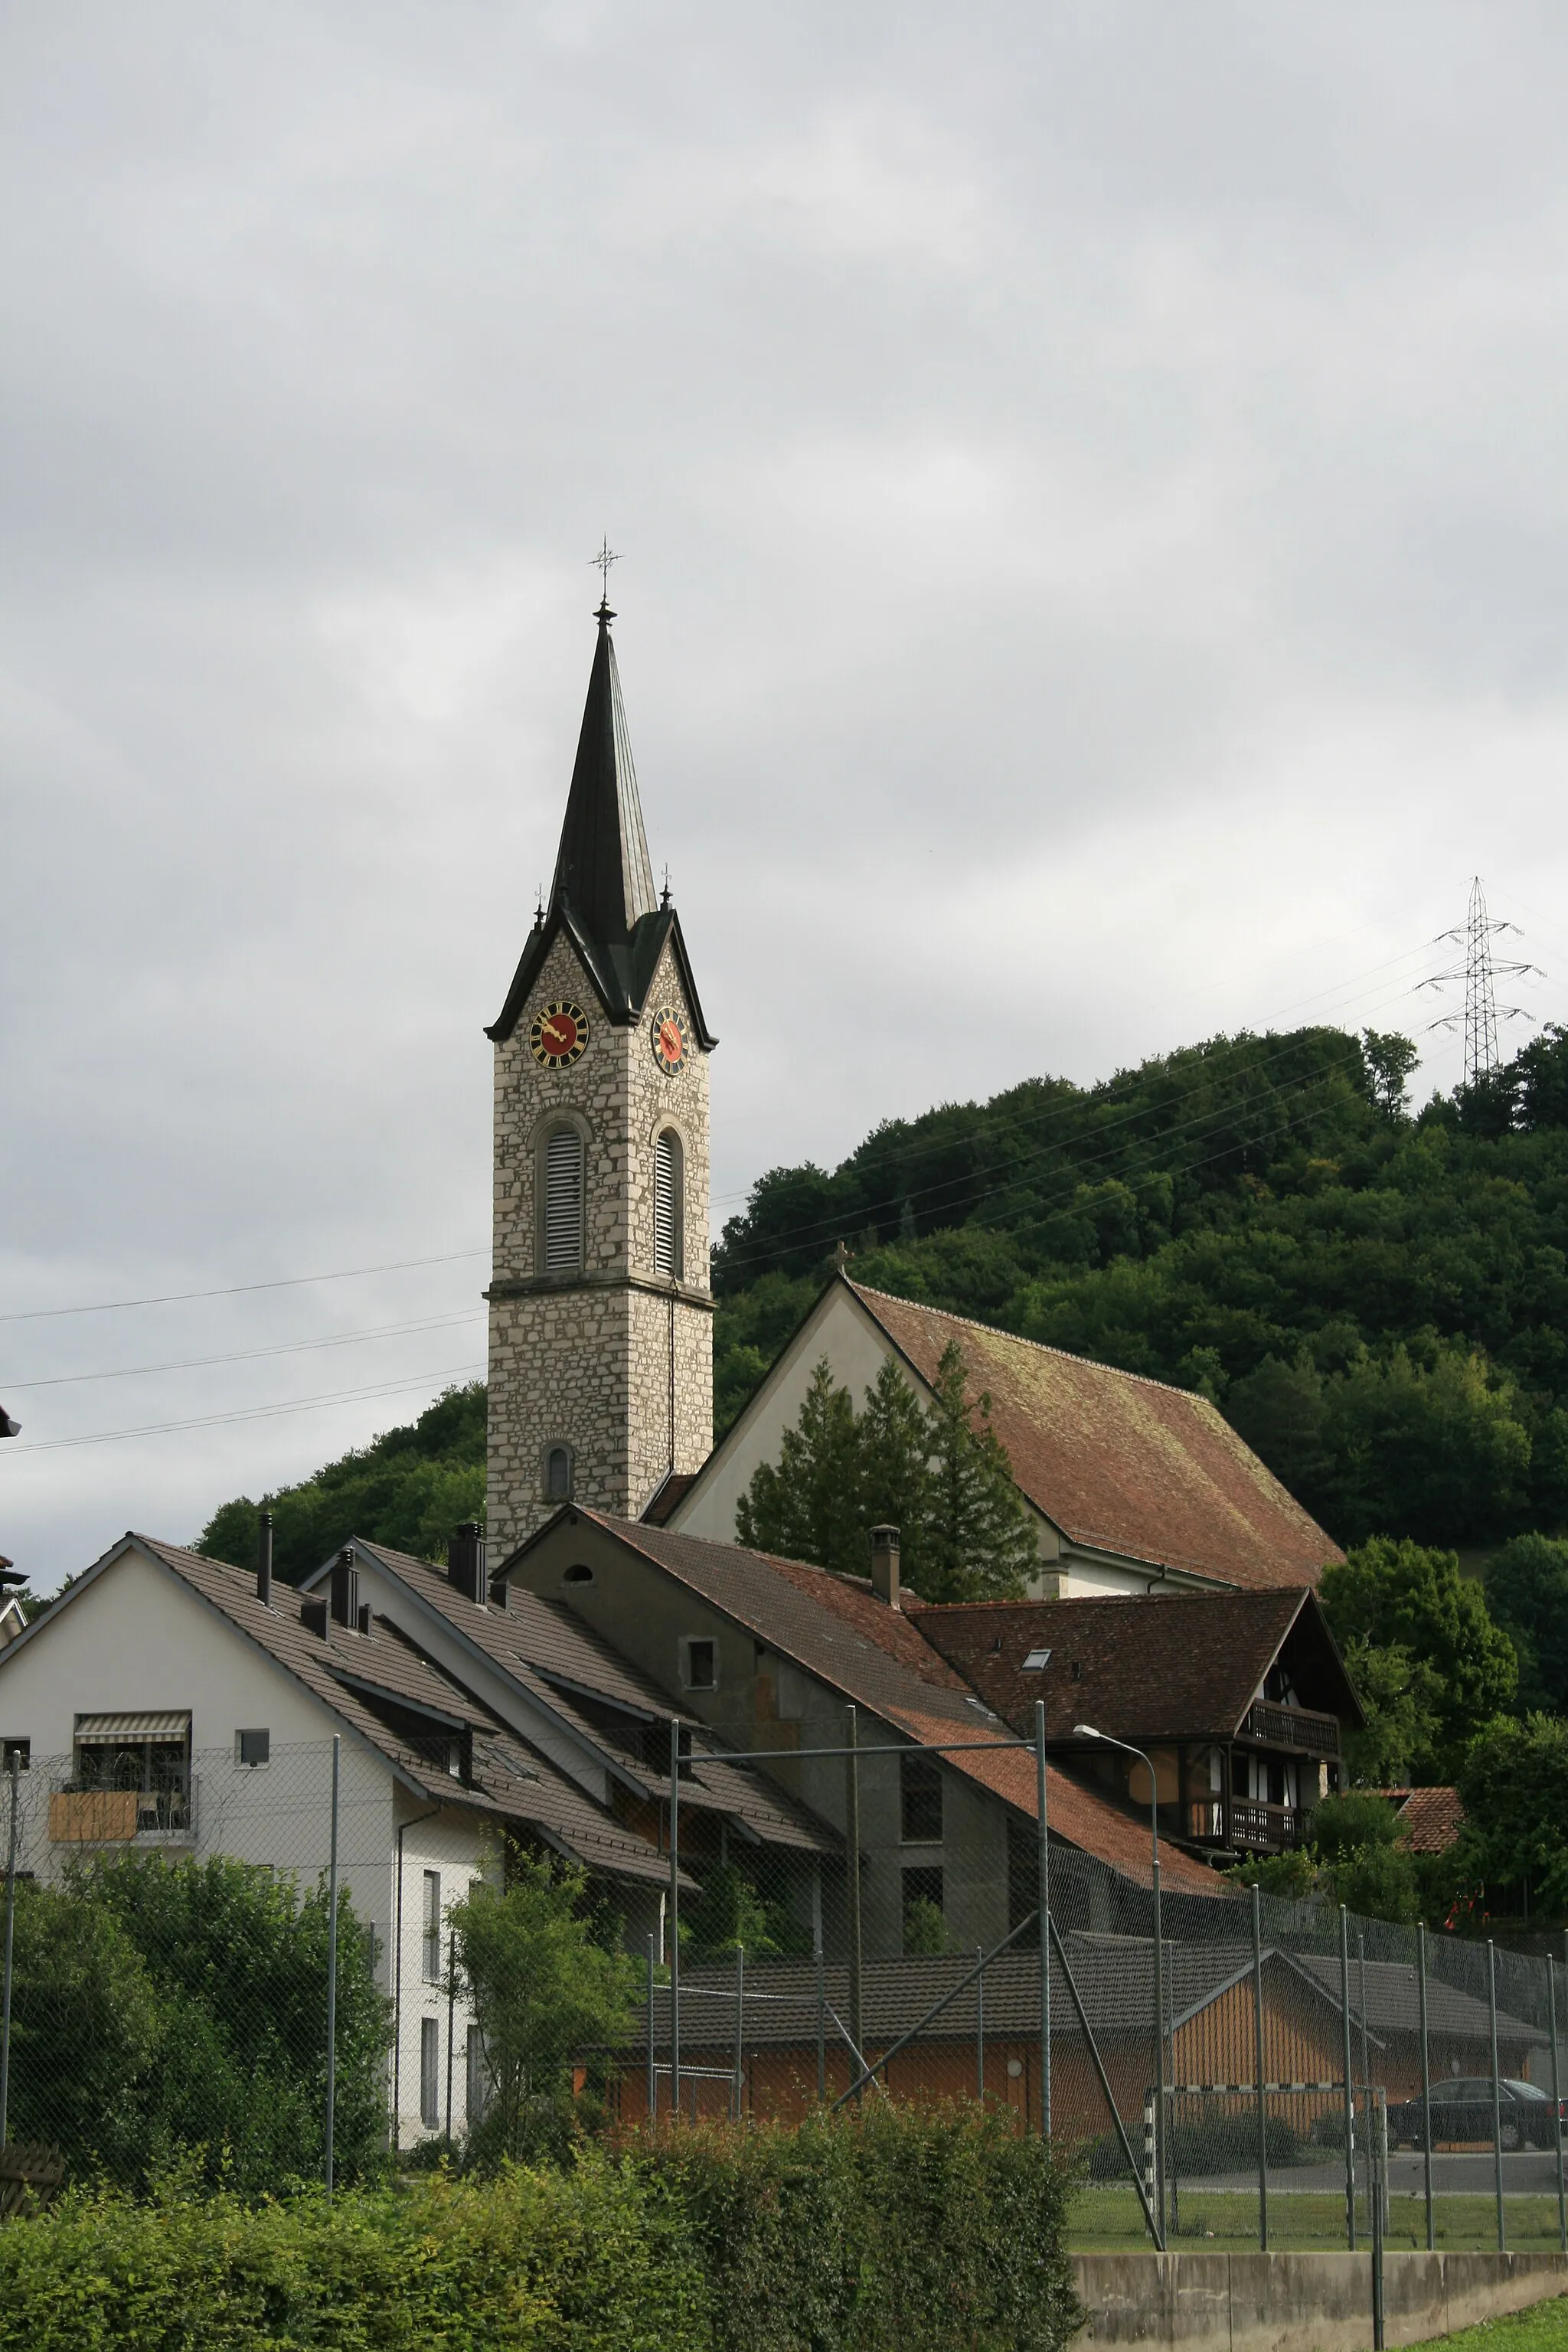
(654, 1131, 680, 1276)
(543, 1129, 583, 1273)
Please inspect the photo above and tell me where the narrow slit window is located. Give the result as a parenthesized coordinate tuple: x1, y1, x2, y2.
(546, 1446, 572, 1501)
(654, 1130, 682, 1277)
(543, 1129, 584, 1274)
(420, 2017, 440, 2129)
(422, 1868, 442, 1982)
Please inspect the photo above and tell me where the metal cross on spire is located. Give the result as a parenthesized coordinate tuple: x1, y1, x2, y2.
(588, 536, 622, 606)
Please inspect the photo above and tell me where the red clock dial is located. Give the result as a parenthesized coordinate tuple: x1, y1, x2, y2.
(651, 1008, 688, 1073)
(529, 1001, 590, 1068)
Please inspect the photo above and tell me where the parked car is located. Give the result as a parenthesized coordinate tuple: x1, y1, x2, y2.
(1388, 2078, 1566, 2151)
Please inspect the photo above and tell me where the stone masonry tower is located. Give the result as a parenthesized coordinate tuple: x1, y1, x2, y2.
(485, 600, 716, 1559)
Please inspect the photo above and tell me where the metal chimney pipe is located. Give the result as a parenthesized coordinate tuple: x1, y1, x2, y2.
(870, 1524, 901, 1609)
(256, 1511, 273, 1608)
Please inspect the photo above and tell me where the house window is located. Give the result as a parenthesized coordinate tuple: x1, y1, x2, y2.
(1, 1740, 28, 1771)
(653, 1129, 683, 1278)
(237, 1729, 270, 1769)
(466, 2023, 488, 2123)
(900, 1750, 943, 1843)
(422, 1869, 442, 1982)
(544, 1445, 573, 1502)
(542, 1127, 584, 1274)
(902, 1866, 946, 1953)
(682, 1637, 717, 1691)
(420, 2017, 440, 2130)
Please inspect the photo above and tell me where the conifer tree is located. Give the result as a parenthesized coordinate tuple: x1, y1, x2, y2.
(735, 1344, 1036, 1601)
(735, 1359, 862, 1572)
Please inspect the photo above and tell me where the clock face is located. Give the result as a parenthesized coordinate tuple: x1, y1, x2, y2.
(651, 1007, 688, 1074)
(529, 1001, 590, 1068)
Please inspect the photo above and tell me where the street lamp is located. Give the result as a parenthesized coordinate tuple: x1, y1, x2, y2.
(1077, 1723, 1167, 2245)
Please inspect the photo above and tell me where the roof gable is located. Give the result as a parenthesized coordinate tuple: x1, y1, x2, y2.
(914, 1589, 1361, 1743)
(848, 1282, 1341, 1592)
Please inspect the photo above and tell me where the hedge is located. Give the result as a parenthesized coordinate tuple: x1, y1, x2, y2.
(0, 2105, 1081, 2352)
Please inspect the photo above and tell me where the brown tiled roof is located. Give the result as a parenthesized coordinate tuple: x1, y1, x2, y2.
(848, 1282, 1342, 1592)
(915, 1591, 1325, 1743)
(348, 1541, 836, 1854)
(129, 1539, 678, 1887)
(642, 1472, 697, 1526)
(568, 1514, 1220, 1896)
(1387, 1786, 1465, 1855)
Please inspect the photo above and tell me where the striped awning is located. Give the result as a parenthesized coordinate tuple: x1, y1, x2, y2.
(74, 1710, 191, 1744)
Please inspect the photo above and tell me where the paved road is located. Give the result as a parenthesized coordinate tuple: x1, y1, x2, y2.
(1180, 2151, 1566, 2196)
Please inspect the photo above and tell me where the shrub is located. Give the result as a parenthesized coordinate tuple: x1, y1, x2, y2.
(635, 2102, 1082, 2352)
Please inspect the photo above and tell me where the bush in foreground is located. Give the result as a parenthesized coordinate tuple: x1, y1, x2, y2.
(0, 2104, 1080, 2352)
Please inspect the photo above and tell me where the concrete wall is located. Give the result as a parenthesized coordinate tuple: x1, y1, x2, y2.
(1071, 2249, 1566, 2352)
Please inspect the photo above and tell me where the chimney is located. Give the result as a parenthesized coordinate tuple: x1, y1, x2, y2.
(256, 1510, 273, 1608)
(487, 1576, 510, 1612)
(330, 1547, 359, 1629)
(447, 1521, 488, 1606)
(870, 1524, 900, 1609)
(301, 1597, 329, 1639)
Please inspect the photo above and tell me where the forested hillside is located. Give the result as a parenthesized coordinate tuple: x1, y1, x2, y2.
(199, 1019, 1568, 1576)
(712, 1021, 1568, 1551)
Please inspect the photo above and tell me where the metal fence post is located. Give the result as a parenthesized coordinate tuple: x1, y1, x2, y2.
(325, 1732, 340, 2199)
(645, 1934, 656, 2122)
(975, 1945, 985, 2101)
(1550, 1952, 1566, 2256)
(815, 1939, 826, 2102)
(1152, 1858, 1166, 2245)
(1488, 1939, 1505, 2252)
(1370, 2088, 1386, 2352)
(0, 1754, 18, 2151)
(733, 1943, 745, 2122)
(1417, 1922, 1435, 2253)
(1035, 1698, 1050, 2139)
(1340, 1906, 1357, 2251)
(845, 1705, 864, 2102)
(1251, 1882, 1268, 2251)
(668, 1718, 681, 2121)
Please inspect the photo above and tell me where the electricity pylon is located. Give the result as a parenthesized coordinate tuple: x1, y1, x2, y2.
(1420, 878, 1542, 1086)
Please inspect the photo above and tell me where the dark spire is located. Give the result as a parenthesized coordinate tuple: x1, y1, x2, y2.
(548, 603, 657, 953)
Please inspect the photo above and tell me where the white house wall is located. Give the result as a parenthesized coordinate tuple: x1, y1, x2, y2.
(390, 1793, 491, 2148)
(0, 1545, 490, 2148)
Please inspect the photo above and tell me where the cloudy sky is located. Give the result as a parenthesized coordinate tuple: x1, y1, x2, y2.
(6, 3, 1568, 1586)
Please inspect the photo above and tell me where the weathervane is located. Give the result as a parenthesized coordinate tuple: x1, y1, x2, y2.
(589, 536, 622, 606)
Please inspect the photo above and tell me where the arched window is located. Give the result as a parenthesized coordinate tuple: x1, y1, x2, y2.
(542, 1127, 584, 1274)
(653, 1129, 683, 1279)
(545, 1445, 573, 1502)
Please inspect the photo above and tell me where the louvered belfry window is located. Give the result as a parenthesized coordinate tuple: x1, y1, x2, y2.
(654, 1130, 681, 1278)
(543, 1128, 584, 1274)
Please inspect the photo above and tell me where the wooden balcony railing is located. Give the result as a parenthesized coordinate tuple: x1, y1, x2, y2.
(1240, 1700, 1341, 1758)
(1186, 1796, 1305, 1854)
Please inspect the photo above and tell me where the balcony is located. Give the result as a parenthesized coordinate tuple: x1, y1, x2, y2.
(1238, 1700, 1341, 1758)
(1186, 1796, 1305, 1855)
(49, 1779, 196, 1845)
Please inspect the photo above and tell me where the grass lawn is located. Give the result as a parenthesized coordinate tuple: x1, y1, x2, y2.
(1067, 2187, 1568, 2252)
(1406, 2297, 1568, 2352)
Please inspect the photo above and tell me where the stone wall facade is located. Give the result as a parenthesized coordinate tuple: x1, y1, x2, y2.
(486, 926, 713, 1556)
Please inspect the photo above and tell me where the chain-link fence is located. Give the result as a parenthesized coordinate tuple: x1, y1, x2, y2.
(0, 1723, 1563, 2261)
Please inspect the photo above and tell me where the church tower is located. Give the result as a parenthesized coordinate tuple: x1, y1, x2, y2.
(484, 600, 716, 1558)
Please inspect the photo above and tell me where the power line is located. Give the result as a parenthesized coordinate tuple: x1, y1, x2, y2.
(3, 1308, 487, 1391)
(6, 1362, 487, 1454)
(714, 963, 1444, 1276)
(0, 1247, 488, 1327)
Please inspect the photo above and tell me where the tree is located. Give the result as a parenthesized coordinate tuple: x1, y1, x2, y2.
(5, 1882, 159, 2176)
(1361, 1030, 1419, 1119)
(1319, 1537, 1518, 1779)
(1227, 1792, 1421, 1924)
(735, 1360, 863, 1573)
(1485, 1532, 1568, 1714)
(1450, 1714, 1568, 1920)
(447, 1852, 637, 2166)
(1338, 1636, 1446, 1788)
(920, 1344, 1038, 1602)
(736, 1348, 1035, 1601)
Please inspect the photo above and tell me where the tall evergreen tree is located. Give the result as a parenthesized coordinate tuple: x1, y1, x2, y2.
(735, 1360, 862, 1572)
(735, 1346, 1036, 1601)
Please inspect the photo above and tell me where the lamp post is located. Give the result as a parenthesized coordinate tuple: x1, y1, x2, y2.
(1077, 1723, 1166, 2243)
